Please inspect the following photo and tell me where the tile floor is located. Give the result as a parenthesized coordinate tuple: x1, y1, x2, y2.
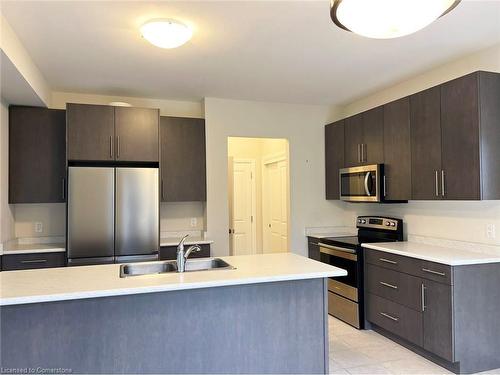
(328, 316, 500, 375)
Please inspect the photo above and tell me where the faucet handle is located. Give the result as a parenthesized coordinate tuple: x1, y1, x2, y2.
(177, 234, 190, 252)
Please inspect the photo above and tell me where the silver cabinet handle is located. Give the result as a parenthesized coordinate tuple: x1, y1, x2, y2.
(364, 171, 372, 196)
(383, 175, 387, 197)
(435, 170, 439, 197)
(421, 283, 426, 312)
(62, 178, 65, 200)
(441, 170, 445, 197)
(357, 144, 361, 163)
(362, 143, 366, 163)
(161, 179, 164, 200)
(20, 259, 48, 264)
(379, 258, 397, 265)
(380, 312, 399, 322)
(109, 136, 113, 158)
(116, 136, 120, 159)
(422, 268, 446, 277)
(380, 281, 398, 290)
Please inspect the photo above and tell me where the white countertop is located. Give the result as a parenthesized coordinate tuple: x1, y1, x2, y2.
(363, 242, 500, 266)
(0, 253, 346, 306)
(160, 237, 214, 247)
(1, 242, 66, 255)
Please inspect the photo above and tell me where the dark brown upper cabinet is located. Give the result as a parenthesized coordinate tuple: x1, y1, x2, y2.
(383, 97, 411, 201)
(9, 106, 66, 203)
(410, 86, 442, 200)
(410, 71, 500, 200)
(67, 103, 159, 163)
(160, 116, 206, 202)
(344, 108, 384, 167)
(114, 107, 159, 162)
(67, 104, 114, 161)
(325, 120, 344, 200)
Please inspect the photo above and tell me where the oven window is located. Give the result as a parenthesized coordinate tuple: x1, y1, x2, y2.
(320, 251, 358, 288)
(340, 171, 376, 197)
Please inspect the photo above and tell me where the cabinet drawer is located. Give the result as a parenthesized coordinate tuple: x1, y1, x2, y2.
(365, 249, 417, 274)
(2, 252, 66, 271)
(366, 293, 423, 347)
(418, 260, 452, 285)
(365, 264, 423, 311)
(160, 244, 211, 261)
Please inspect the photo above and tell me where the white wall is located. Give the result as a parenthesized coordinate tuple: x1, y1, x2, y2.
(0, 100, 14, 243)
(338, 43, 500, 247)
(205, 97, 345, 257)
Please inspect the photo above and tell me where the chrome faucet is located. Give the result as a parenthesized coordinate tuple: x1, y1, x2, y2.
(176, 234, 201, 272)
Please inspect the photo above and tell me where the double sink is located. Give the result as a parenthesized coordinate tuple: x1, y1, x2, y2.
(120, 258, 234, 278)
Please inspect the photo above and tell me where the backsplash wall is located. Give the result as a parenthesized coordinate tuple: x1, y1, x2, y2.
(342, 200, 500, 246)
(13, 203, 66, 238)
(160, 202, 205, 234)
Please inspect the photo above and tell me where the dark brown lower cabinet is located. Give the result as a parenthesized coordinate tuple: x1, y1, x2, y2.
(160, 244, 210, 260)
(365, 249, 500, 374)
(2, 252, 66, 271)
(307, 237, 320, 261)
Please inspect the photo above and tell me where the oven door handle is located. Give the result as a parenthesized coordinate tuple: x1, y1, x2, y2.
(319, 243, 357, 261)
(364, 171, 372, 196)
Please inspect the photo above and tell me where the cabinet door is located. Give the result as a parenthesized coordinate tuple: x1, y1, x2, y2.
(67, 103, 115, 161)
(160, 117, 206, 201)
(325, 120, 344, 199)
(362, 107, 384, 165)
(410, 86, 442, 200)
(115, 107, 159, 162)
(423, 279, 454, 362)
(9, 106, 66, 203)
(383, 98, 411, 200)
(441, 73, 481, 200)
(344, 114, 363, 167)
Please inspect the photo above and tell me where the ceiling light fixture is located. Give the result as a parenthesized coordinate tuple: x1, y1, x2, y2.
(140, 19, 192, 49)
(330, 0, 461, 39)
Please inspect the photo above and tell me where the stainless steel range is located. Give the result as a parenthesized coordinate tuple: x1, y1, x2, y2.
(314, 216, 403, 329)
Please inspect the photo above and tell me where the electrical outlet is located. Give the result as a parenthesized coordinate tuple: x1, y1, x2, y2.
(190, 218, 198, 228)
(34, 222, 43, 233)
(486, 224, 496, 239)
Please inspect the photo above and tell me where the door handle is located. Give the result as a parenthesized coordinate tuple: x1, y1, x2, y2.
(441, 170, 445, 197)
(116, 136, 120, 159)
(383, 175, 387, 197)
(380, 312, 399, 322)
(20, 259, 47, 264)
(109, 136, 113, 158)
(380, 281, 398, 290)
(422, 268, 446, 277)
(435, 170, 439, 197)
(62, 178, 65, 200)
(379, 258, 397, 265)
(364, 172, 372, 196)
(357, 144, 361, 163)
(421, 283, 426, 312)
(362, 143, 366, 163)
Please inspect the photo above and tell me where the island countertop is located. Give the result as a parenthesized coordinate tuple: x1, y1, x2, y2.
(0, 253, 346, 306)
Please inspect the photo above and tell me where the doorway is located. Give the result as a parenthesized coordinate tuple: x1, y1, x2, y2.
(228, 137, 289, 255)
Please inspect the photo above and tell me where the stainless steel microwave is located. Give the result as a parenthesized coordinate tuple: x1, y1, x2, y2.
(339, 164, 383, 202)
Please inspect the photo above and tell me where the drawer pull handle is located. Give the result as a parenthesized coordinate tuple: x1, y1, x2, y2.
(380, 312, 399, 322)
(20, 259, 48, 264)
(422, 268, 446, 277)
(380, 281, 398, 290)
(379, 258, 397, 265)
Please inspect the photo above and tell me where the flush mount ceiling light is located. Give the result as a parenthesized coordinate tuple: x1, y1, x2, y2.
(330, 0, 461, 39)
(140, 19, 192, 48)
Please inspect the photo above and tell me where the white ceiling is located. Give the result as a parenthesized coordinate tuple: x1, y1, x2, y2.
(2, 1, 500, 105)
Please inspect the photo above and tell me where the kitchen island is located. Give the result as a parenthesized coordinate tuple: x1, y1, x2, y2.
(1, 253, 346, 374)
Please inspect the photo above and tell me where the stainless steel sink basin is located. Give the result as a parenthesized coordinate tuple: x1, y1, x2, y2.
(120, 258, 234, 278)
(184, 258, 234, 272)
(120, 261, 177, 277)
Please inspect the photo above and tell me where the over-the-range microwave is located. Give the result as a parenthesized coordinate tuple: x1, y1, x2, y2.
(339, 164, 384, 202)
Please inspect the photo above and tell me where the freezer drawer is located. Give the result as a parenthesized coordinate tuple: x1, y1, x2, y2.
(68, 167, 115, 259)
(115, 168, 159, 256)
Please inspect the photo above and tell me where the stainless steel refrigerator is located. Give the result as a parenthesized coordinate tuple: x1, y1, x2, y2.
(67, 166, 159, 266)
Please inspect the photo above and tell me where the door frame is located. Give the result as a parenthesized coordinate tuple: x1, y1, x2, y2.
(262, 152, 289, 253)
(228, 158, 257, 255)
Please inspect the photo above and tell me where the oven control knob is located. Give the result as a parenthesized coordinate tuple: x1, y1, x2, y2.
(360, 219, 366, 224)
(385, 222, 391, 226)
(390, 222, 396, 227)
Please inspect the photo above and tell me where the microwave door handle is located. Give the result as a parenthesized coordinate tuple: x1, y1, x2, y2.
(364, 171, 372, 196)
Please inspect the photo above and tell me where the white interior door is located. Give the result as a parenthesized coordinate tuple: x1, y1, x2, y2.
(229, 159, 256, 255)
(263, 158, 288, 253)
